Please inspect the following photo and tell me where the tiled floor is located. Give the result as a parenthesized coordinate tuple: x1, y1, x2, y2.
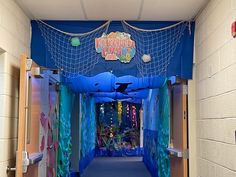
(82, 157, 151, 177)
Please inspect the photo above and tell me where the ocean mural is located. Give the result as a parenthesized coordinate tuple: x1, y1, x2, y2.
(38, 73, 60, 177)
(47, 84, 59, 177)
(143, 82, 170, 177)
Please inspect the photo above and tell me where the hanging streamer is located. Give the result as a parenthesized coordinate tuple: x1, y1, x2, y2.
(57, 85, 74, 177)
(117, 101, 122, 126)
(157, 81, 170, 177)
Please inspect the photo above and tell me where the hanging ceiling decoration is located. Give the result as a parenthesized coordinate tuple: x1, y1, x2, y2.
(37, 20, 111, 77)
(122, 21, 189, 77)
(95, 32, 136, 63)
(37, 20, 189, 78)
(66, 72, 166, 93)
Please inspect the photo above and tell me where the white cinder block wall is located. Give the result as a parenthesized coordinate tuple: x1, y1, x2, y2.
(193, 0, 236, 176)
(0, 0, 31, 176)
(0, 0, 236, 177)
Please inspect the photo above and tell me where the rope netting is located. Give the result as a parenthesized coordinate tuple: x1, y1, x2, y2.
(37, 20, 189, 77)
(37, 20, 110, 77)
(122, 21, 189, 77)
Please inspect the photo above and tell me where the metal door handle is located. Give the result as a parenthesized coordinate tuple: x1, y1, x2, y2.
(167, 147, 189, 159)
(6, 166, 16, 173)
(29, 152, 43, 165)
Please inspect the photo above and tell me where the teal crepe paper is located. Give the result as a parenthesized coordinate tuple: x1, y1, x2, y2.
(157, 81, 170, 177)
(57, 85, 74, 177)
(80, 94, 96, 160)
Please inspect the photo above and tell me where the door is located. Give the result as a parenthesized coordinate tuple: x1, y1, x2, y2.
(169, 80, 189, 177)
(16, 54, 43, 177)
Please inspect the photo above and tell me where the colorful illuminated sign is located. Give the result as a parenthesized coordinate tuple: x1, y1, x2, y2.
(95, 32, 136, 63)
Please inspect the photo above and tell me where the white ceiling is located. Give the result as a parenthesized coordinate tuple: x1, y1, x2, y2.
(16, 0, 209, 21)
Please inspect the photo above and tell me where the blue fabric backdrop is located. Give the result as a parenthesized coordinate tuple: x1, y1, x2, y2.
(31, 21, 194, 79)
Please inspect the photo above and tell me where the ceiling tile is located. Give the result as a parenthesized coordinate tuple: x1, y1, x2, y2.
(140, 0, 208, 21)
(16, 0, 208, 21)
(18, 0, 85, 20)
(83, 0, 142, 20)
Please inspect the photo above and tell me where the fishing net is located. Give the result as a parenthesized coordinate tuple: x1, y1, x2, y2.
(122, 21, 189, 77)
(37, 20, 110, 77)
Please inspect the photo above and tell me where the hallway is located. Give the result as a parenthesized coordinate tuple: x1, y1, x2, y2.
(82, 157, 151, 177)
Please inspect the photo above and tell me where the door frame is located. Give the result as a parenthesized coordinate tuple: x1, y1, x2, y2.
(168, 77, 189, 177)
(16, 54, 30, 177)
(16, 55, 45, 177)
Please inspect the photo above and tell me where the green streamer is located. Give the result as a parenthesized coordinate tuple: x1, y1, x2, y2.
(57, 85, 74, 177)
(157, 81, 170, 177)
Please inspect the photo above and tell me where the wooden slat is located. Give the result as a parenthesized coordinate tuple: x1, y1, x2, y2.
(182, 84, 188, 177)
(16, 54, 28, 177)
(16, 56, 41, 177)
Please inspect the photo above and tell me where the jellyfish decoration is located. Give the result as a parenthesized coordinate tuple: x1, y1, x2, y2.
(131, 105, 137, 128)
(118, 101, 122, 126)
(99, 104, 105, 122)
(110, 103, 114, 138)
(126, 104, 130, 122)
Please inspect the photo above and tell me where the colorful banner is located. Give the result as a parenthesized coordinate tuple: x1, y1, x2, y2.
(95, 32, 136, 63)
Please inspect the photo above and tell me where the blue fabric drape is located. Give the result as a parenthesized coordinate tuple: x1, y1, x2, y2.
(31, 21, 194, 79)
